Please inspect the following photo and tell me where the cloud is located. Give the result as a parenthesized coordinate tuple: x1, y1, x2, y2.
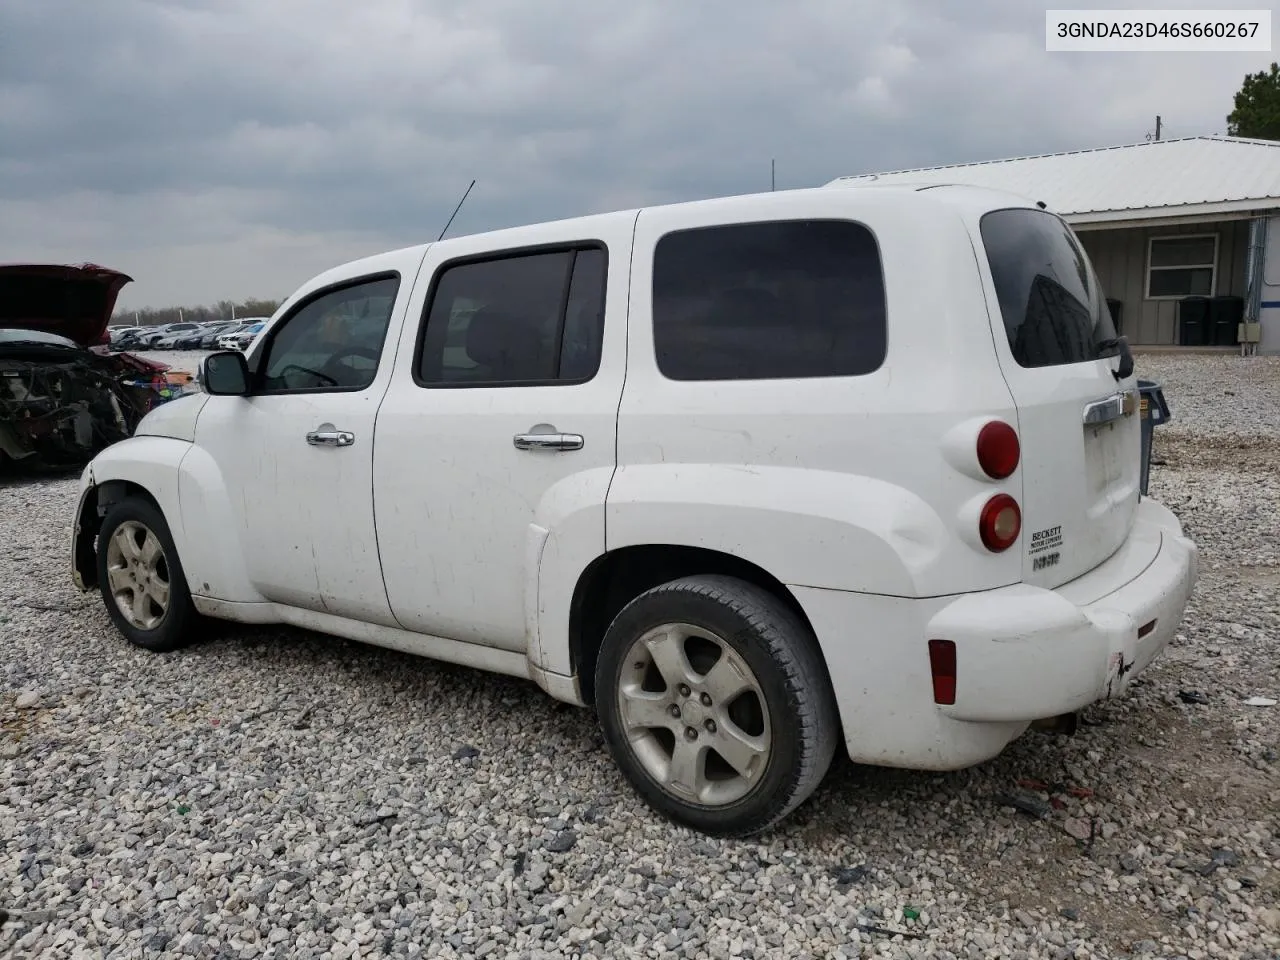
(0, 0, 1272, 309)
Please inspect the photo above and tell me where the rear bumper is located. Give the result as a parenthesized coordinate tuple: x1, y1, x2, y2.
(792, 496, 1198, 770)
(929, 497, 1198, 723)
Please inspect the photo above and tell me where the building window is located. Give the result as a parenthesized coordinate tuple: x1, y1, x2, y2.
(1146, 234, 1217, 299)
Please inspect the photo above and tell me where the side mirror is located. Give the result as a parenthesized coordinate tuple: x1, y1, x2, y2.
(201, 350, 251, 396)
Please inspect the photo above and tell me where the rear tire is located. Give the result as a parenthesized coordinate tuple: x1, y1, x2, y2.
(595, 575, 839, 837)
(95, 496, 202, 653)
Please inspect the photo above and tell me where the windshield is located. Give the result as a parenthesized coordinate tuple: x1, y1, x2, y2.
(979, 208, 1119, 368)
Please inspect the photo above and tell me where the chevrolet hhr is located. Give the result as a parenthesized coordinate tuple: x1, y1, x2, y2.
(71, 184, 1198, 836)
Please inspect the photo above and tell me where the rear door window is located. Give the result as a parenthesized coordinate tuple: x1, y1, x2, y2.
(416, 245, 607, 387)
(651, 219, 887, 381)
(979, 208, 1118, 368)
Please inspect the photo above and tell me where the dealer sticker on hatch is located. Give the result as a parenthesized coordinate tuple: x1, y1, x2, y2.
(1029, 525, 1063, 554)
(1029, 524, 1063, 571)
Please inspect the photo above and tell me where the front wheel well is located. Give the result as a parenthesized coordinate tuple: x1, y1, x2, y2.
(568, 545, 822, 706)
(75, 479, 166, 589)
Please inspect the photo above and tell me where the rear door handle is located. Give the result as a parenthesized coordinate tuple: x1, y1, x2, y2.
(1082, 389, 1137, 426)
(306, 426, 355, 447)
(513, 426, 584, 451)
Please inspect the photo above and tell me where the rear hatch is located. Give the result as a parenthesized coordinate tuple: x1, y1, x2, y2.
(977, 207, 1141, 590)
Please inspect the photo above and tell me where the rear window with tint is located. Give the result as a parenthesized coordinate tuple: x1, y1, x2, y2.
(652, 219, 887, 381)
(980, 208, 1118, 368)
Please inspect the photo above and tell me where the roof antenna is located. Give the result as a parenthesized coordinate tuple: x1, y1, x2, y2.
(436, 179, 476, 242)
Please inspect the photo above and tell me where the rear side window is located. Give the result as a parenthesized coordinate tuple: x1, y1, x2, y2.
(652, 219, 887, 381)
(980, 208, 1118, 368)
(417, 245, 607, 386)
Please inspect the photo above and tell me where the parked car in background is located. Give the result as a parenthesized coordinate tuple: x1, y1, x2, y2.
(128, 326, 162, 349)
(194, 323, 238, 349)
(109, 326, 143, 348)
(158, 322, 219, 350)
(184, 322, 237, 349)
(139, 322, 201, 349)
(109, 326, 158, 351)
(195, 318, 267, 350)
(154, 323, 214, 350)
(171, 329, 211, 350)
(69, 186, 1198, 836)
(215, 321, 265, 351)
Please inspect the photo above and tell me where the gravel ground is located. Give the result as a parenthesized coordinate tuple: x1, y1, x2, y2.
(2, 354, 1278, 959)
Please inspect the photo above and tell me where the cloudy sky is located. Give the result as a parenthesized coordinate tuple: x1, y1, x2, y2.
(1, 0, 1274, 311)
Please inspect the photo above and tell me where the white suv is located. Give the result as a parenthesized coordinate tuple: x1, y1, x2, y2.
(70, 185, 1198, 836)
(214, 320, 267, 352)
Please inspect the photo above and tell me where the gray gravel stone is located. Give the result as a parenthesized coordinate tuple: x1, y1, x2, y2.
(13, 690, 40, 709)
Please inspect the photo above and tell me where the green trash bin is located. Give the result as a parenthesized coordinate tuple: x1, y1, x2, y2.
(1138, 379, 1171, 497)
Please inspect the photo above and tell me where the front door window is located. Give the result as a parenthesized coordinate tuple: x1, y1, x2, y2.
(258, 277, 400, 393)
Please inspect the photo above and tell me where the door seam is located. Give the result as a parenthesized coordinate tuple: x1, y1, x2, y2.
(372, 246, 434, 631)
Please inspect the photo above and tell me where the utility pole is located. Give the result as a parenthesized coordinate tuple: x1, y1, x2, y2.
(1155, 115, 1162, 140)
(771, 159, 776, 191)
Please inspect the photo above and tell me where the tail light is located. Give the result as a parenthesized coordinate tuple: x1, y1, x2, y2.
(979, 494, 1021, 551)
(976, 421, 1019, 479)
(928, 639, 957, 705)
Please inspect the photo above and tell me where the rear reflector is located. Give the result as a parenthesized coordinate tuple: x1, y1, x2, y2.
(928, 638, 957, 705)
(976, 420, 1020, 479)
(979, 494, 1022, 552)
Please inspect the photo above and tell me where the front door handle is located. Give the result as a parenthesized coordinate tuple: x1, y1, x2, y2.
(306, 425, 355, 447)
(513, 425, 584, 452)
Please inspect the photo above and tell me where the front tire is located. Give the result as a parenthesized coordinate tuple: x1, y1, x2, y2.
(595, 575, 839, 837)
(96, 496, 201, 652)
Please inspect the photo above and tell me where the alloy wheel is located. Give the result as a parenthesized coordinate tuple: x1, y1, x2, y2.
(104, 520, 171, 631)
(616, 622, 772, 806)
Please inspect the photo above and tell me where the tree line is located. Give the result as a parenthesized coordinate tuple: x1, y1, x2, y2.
(111, 298, 282, 327)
